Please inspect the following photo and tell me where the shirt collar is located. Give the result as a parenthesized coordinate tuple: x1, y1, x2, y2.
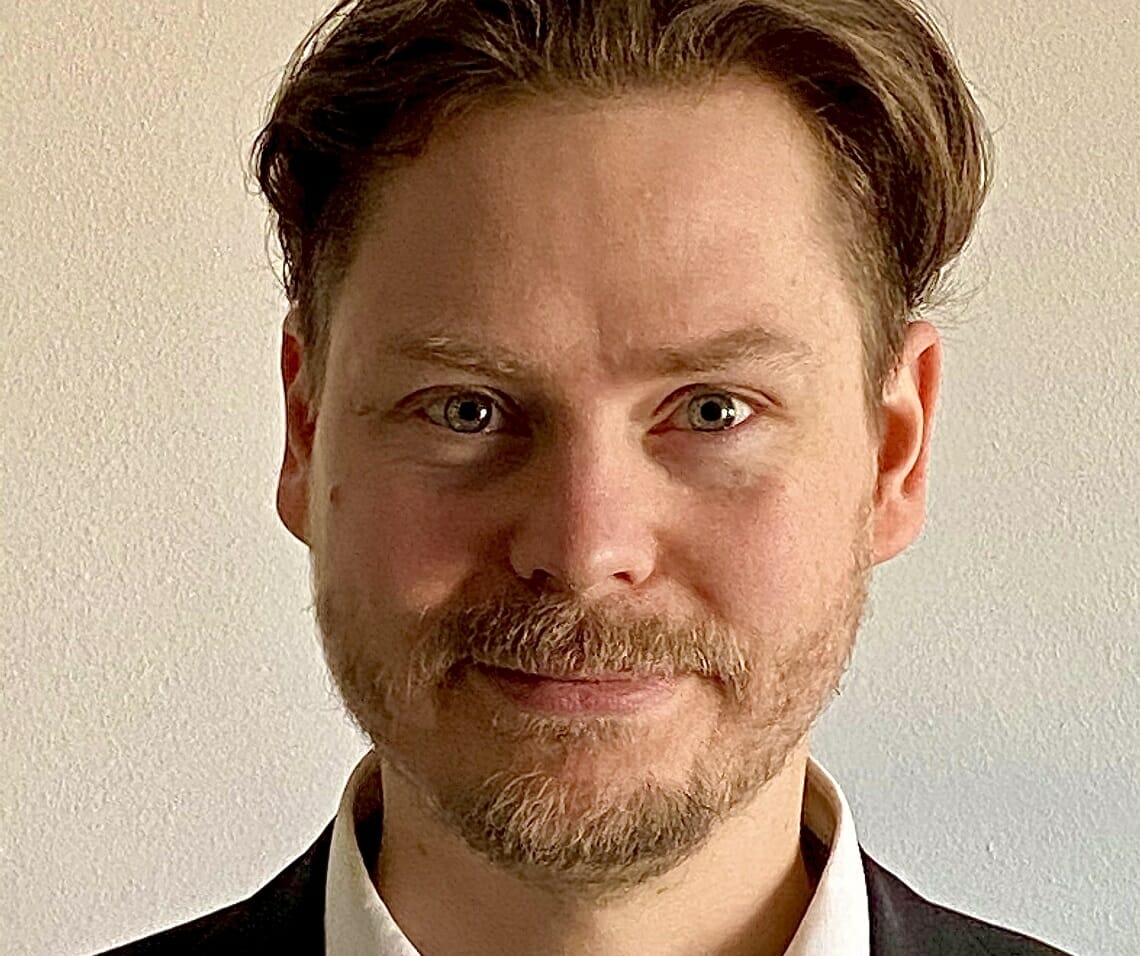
(784, 756, 870, 955)
(325, 750, 869, 956)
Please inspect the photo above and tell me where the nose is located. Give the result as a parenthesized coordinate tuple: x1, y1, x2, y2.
(508, 427, 659, 598)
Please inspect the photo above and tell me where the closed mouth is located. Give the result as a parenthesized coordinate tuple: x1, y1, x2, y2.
(474, 662, 674, 683)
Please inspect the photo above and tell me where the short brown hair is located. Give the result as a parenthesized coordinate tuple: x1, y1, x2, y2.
(252, 0, 991, 419)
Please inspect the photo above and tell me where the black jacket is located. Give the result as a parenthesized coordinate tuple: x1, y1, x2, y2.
(95, 822, 1071, 955)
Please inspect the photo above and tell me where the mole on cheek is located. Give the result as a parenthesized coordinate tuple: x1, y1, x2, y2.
(328, 484, 342, 507)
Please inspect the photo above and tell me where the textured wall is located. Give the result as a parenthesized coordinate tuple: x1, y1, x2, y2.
(2, 2, 1136, 954)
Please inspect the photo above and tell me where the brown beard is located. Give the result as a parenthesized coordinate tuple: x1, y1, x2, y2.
(313, 511, 872, 896)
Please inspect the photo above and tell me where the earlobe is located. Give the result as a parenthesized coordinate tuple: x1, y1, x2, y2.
(277, 315, 316, 546)
(871, 320, 942, 565)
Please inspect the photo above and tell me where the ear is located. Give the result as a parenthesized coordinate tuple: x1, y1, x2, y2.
(277, 312, 317, 546)
(871, 320, 942, 564)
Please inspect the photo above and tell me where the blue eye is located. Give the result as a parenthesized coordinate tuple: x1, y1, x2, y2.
(681, 392, 755, 432)
(421, 391, 502, 434)
(418, 388, 759, 438)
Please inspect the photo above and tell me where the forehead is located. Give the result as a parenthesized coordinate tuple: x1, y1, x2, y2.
(330, 74, 861, 380)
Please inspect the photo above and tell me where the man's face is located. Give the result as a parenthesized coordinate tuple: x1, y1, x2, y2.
(280, 75, 923, 891)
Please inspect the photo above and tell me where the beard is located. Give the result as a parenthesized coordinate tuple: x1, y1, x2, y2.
(312, 509, 873, 896)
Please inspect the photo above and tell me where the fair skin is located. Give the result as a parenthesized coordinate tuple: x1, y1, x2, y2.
(277, 74, 939, 956)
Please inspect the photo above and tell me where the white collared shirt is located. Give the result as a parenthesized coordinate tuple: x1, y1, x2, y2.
(325, 751, 870, 955)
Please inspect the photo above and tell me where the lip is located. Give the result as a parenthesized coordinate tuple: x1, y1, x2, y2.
(477, 665, 677, 715)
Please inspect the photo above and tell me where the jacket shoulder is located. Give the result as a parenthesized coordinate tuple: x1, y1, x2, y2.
(861, 849, 1071, 956)
(91, 822, 334, 956)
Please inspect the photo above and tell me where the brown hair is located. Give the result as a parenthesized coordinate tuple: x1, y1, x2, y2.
(251, 0, 991, 419)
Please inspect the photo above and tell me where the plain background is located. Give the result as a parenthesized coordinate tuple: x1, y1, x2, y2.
(2, 1, 1136, 954)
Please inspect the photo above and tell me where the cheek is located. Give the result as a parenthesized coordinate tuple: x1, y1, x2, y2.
(323, 472, 495, 611)
(676, 467, 864, 624)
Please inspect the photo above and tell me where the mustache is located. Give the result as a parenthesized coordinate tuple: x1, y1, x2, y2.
(404, 589, 753, 704)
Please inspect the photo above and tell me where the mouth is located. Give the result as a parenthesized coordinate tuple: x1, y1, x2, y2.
(474, 664, 679, 716)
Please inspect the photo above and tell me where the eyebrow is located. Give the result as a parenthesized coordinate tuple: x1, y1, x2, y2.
(383, 324, 817, 381)
(645, 326, 817, 376)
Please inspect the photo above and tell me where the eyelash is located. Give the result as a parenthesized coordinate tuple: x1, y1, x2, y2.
(414, 386, 766, 437)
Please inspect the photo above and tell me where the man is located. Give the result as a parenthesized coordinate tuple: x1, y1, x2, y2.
(100, 0, 1070, 953)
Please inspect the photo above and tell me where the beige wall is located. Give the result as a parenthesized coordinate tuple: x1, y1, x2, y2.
(2, 2, 1136, 954)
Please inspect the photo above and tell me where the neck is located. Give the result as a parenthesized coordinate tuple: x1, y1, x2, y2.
(371, 746, 818, 956)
